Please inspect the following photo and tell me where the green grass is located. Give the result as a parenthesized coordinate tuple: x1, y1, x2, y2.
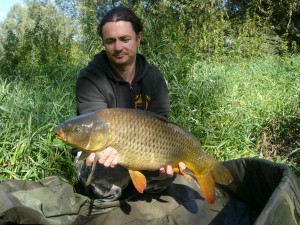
(0, 55, 299, 183)
(167, 55, 300, 174)
(0, 67, 78, 183)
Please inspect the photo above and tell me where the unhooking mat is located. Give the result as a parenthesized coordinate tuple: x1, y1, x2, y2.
(0, 158, 299, 225)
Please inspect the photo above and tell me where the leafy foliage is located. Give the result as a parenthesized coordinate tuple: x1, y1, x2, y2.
(52, 0, 299, 59)
(0, 0, 74, 80)
(225, 0, 300, 51)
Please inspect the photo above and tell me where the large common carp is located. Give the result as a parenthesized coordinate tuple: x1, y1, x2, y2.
(55, 108, 232, 204)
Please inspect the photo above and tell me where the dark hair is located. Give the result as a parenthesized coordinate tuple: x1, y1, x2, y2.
(97, 6, 143, 38)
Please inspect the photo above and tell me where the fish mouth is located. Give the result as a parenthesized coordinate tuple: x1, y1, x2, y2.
(54, 127, 66, 142)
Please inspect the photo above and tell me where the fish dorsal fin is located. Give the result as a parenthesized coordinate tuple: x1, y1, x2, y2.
(128, 170, 147, 193)
(111, 108, 189, 133)
(139, 109, 170, 123)
(142, 110, 190, 132)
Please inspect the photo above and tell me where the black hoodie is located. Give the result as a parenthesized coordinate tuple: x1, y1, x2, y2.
(75, 50, 174, 201)
(76, 50, 170, 117)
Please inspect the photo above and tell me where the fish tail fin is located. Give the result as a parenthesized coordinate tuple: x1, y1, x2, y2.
(211, 162, 233, 185)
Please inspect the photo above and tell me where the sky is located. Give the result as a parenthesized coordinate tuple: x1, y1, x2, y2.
(0, 0, 24, 21)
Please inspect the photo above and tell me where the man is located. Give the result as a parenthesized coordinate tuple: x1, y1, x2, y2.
(75, 6, 186, 201)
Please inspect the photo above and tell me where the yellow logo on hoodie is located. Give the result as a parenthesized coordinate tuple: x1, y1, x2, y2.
(135, 95, 151, 110)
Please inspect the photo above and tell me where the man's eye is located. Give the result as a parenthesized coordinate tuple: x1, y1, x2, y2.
(105, 39, 114, 44)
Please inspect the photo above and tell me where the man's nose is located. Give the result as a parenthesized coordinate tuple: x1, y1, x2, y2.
(114, 40, 123, 51)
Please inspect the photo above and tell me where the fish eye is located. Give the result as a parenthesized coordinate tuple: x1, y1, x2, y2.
(74, 127, 82, 133)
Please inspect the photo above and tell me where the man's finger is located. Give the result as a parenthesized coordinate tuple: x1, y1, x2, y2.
(98, 147, 114, 165)
(159, 167, 166, 173)
(179, 162, 186, 171)
(99, 147, 119, 167)
(86, 153, 95, 167)
(111, 155, 119, 168)
(166, 165, 174, 176)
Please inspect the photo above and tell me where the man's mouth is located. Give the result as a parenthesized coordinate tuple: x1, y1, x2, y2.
(113, 52, 127, 58)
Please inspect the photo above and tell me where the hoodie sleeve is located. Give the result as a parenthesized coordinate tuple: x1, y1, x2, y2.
(76, 72, 108, 115)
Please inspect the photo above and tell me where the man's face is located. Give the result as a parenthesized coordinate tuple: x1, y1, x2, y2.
(102, 21, 141, 69)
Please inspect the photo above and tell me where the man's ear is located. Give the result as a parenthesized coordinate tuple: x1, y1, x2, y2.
(137, 32, 142, 44)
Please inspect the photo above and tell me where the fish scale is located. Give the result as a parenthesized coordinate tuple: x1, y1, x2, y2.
(55, 108, 233, 204)
(104, 110, 178, 168)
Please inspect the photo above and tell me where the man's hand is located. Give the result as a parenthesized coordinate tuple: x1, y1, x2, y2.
(159, 162, 186, 176)
(85, 147, 187, 176)
(86, 147, 119, 168)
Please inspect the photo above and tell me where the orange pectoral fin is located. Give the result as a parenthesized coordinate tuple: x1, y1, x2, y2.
(128, 170, 147, 193)
(197, 174, 216, 204)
